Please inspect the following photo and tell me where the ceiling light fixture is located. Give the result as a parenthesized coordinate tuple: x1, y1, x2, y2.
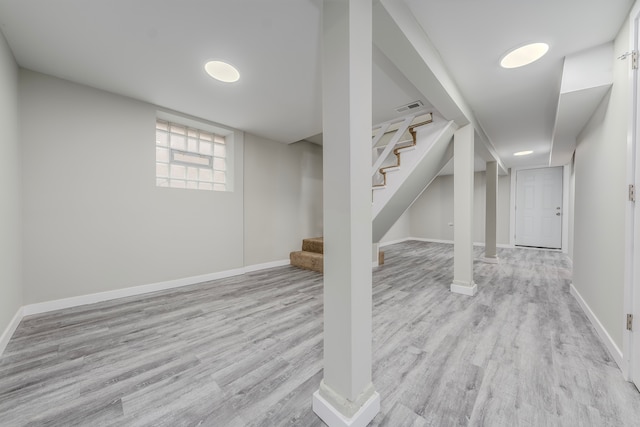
(500, 43, 549, 69)
(205, 60, 240, 83)
(514, 150, 534, 156)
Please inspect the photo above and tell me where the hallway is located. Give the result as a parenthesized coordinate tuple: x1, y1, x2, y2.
(1, 241, 638, 426)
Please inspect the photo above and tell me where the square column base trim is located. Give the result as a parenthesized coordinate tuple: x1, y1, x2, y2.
(313, 390, 380, 427)
(450, 281, 477, 296)
(481, 256, 499, 264)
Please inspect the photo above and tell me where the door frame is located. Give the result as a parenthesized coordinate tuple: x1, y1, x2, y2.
(625, 1, 640, 386)
(509, 164, 569, 251)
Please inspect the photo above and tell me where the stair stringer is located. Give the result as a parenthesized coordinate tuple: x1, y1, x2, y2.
(372, 120, 456, 243)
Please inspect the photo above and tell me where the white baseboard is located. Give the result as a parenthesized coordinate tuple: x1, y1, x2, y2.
(0, 307, 24, 356)
(0, 259, 295, 357)
(23, 259, 292, 317)
(23, 267, 246, 316)
(244, 259, 290, 273)
(451, 281, 478, 296)
(409, 237, 453, 245)
(379, 237, 412, 247)
(313, 390, 380, 427)
(397, 237, 512, 249)
(569, 283, 624, 371)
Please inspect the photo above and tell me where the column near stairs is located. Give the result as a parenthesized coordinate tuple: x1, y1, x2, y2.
(312, 0, 380, 426)
(451, 124, 477, 296)
(483, 161, 499, 263)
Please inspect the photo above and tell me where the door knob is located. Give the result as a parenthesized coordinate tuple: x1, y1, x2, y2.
(556, 212, 561, 216)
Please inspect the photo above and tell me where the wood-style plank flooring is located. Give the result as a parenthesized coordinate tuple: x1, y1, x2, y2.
(1, 241, 639, 426)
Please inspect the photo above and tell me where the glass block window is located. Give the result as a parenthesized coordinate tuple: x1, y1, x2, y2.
(156, 119, 227, 191)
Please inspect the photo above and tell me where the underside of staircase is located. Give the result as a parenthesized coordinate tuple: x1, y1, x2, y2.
(290, 237, 323, 273)
(290, 112, 454, 273)
(372, 114, 455, 242)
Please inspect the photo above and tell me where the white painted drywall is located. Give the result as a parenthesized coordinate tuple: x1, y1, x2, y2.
(568, 158, 576, 260)
(561, 42, 614, 94)
(243, 136, 322, 265)
(409, 172, 510, 244)
(410, 175, 455, 241)
(0, 31, 22, 334)
(380, 210, 411, 244)
(572, 23, 629, 350)
(20, 71, 245, 304)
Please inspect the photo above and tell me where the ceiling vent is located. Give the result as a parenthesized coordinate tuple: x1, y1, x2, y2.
(395, 100, 424, 113)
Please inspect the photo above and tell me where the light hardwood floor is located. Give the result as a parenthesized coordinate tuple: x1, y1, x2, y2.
(1, 241, 639, 426)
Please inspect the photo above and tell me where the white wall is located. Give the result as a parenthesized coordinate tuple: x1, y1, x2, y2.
(0, 31, 22, 335)
(244, 136, 323, 265)
(409, 172, 511, 244)
(410, 174, 455, 241)
(572, 21, 630, 350)
(568, 157, 576, 260)
(380, 210, 411, 244)
(20, 71, 245, 304)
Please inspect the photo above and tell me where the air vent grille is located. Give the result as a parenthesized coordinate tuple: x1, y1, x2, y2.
(395, 100, 424, 113)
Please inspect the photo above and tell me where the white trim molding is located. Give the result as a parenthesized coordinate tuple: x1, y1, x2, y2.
(23, 268, 245, 316)
(312, 390, 380, 427)
(451, 281, 478, 296)
(0, 307, 24, 356)
(410, 237, 454, 245)
(244, 259, 290, 273)
(570, 283, 624, 371)
(380, 237, 512, 249)
(22, 260, 294, 317)
(379, 237, 412, 247)
(408, 237, 513, 249)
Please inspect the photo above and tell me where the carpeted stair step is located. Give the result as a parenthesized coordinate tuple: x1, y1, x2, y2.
(302, 237, 323, 254)
(290, 250, 323, 273)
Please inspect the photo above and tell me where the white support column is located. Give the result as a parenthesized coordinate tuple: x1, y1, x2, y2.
(451, 124, 477, 296)
(372, 243, 380, 268)
(483, 161, 499, 263)
(312, 1, 380, 426)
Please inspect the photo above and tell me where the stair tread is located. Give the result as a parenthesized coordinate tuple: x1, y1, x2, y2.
(290, 250, 323, 273)
(302, 237, 323, 254)
(302, 237, 323, 243)
(379, 166, 400, 172)
(290, 250, 323, 258)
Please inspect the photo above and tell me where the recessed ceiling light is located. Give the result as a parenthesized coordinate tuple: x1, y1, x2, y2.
(500, 43, 549, 69)
(514, 150, 534, 156)
(204, 60, 240, 83)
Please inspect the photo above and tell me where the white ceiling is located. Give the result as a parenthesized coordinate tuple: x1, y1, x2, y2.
(404, 0, 634, 168)
(0, 0, 326, 144)
(0, 0, 634, 168)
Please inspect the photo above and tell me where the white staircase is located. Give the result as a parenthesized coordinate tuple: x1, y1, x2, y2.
(371, 112, 456, 242)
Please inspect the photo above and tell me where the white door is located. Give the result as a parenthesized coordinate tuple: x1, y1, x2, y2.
(515, 167, 563, 249)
